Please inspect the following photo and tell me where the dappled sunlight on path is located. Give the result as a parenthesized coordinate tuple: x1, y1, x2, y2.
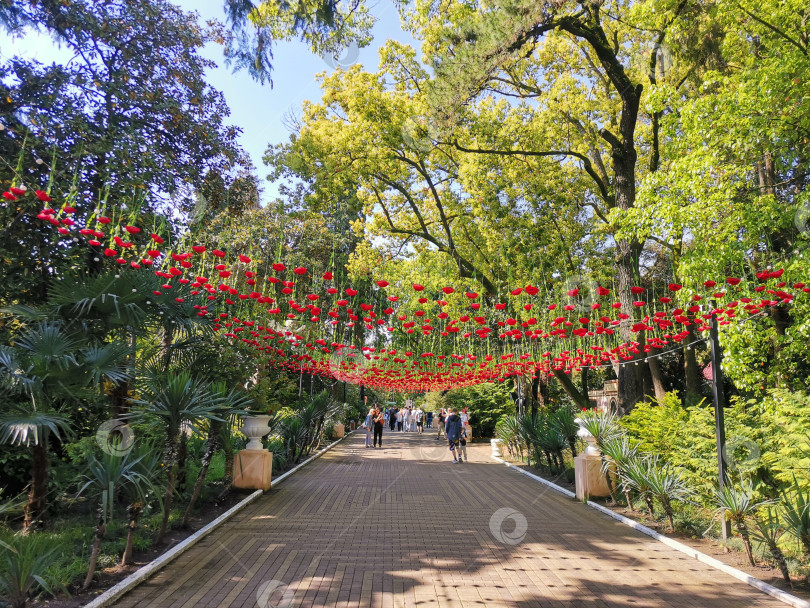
(110, 431, 786, 607)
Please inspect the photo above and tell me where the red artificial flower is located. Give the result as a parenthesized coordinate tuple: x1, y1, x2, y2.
(596, 286, 610, 296)
(238, 254, 251, 263)
(213, 249, 226, 258)
(125, 225, 141, 234)
(726, 277, 741, 286)
(631, 286, 644, 294)
(293, 267, 307, 275)
(34, 190, 52, 202)
(104, 248, 117, 257)
(659, 296, 672, 303)
(703, 280, 716, 288)
(9, 187, 26, 196)
(272, 262, 286, 272)
(495, 303, 506, 310)
(376, 280, 389, 288)
(192, 245, 206, 253)
(442, 286, 455, 295)
(566, 288, 579, 297)
(150, 233, 164, 244)
(97, 216, 112, 225)
(465, 292, 478, 299)
(346, 288, 358, 296)
(323, 271, 333, 280)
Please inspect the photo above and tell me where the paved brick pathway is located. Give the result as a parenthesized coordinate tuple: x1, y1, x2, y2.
(110, 431, 788, 608)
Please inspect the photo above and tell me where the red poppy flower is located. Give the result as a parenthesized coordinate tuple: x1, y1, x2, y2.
(191, 245, 206, 253)
(509, 287, 523, 296)
(713, 292, 726, 298)
(566, 288, 579, 297)
(659, 296, 672, 304)
(327, 287, 338, 295)
(35, 190, 52, 203)
(667, 283, 682, 291)
(411, 283, 425, 292)
(495, 303, 506, 310)
(239, 254, 251, 263)
(611, 302, 622, 309)
(465, 292, 478, 299)
(306, 294, 319, 301)
(376, 280, 389, 288)
(104, 248, 117, 257)
(596, 286, 610, 296)
(472, 303, 481, 310)
(125, 226, 140, 234)
(97, 216, 112, 225)
(9, 186, 26, 196)
(726, 277, 741, 286)
(88, 239, 101, 246)
(149, 233, 163, 244)
(63, 206, 76, 213)
(442, 286, 455, 295)
(346, 288, 358, 296)
(633, 301, 645, 307)
(631, 286, 644, 294)
(388, 296, 399, 302)
(293, 267, 307, 275)
(704, 280, 716, 288)
(210, 249, 225, 258)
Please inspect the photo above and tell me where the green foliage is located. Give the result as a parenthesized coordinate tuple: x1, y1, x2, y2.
(443, 382, 513, 437)
(0, 532, 64, 608)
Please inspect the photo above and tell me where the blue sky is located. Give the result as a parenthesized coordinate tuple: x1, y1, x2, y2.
(2, 0, 417, 201)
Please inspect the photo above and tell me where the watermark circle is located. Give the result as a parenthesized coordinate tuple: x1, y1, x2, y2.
(489, 507, 528, 545)
(417, 441, 448, 461)
(794, 201, 810, 235)
(321, 41, 360, 70)
(96, 420, 135, 457)
(562, 274, 598, 314)
(722, 436, 761, 472)
(256, 579, 294, 608)
(401, 115, 439, 153)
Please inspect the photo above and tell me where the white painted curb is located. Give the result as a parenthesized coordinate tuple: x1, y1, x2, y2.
(84, 431, 355, 607)
(492, 456, 810, 608)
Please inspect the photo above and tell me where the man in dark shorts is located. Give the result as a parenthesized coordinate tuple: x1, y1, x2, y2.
(444, 408, 463, 463)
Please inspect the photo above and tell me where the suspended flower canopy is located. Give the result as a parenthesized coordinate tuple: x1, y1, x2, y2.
(16, 186, 810, 393)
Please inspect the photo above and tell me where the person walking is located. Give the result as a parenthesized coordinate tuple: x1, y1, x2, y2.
(436, 408, 446, 439)
(373, 407, 385, 448)
(363, 407, 374, 448)
(426, 410, 433, 429)
(402, 407, 410, 432)
(396, 408, 403, 432)
(445, 408, 463, 463)
(415, 406, 424, 433)
(389, 406, 397, 431)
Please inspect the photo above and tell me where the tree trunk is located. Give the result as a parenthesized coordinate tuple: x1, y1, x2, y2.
(552, 370, 591, 409)
(121, 501, 142, 565)
(647, 356, 667, 402)
(182, 421, 221, 527)
(531, 373, 549, 413)
(155, 431, 178, 545)
(23, 443, 49, 533)
(581, 367, 590, 405)
(684, 325, 702, 405)
(83, 504, 107, 589)
(176, 432, 188, 491)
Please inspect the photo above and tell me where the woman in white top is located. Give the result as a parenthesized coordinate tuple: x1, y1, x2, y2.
(402, 408, 410, 432)
(396, 409, 403, 431)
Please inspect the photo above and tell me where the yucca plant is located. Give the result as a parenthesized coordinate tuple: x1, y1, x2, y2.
(495, 415, 522, 459)
(120, 441, 163, 565)
(0, 533, 64, 608)
(713, 483, 770, 566)
(779, 476, 810, 556)
(600, 436, 638, 509)
(644, 458, 691, 532)
(752, 507, 791, 584)
(551, 406, 580, 457)
(76, 443, 156, 588)
(623, 456, 656, 518)
(131, 371, 226, 545)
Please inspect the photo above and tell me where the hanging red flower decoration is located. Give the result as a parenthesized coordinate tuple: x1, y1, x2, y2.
(631, 286, 644, 294)
(98, 216, 112, 225)
(726, 277, 741, 286)
(465, 292, 478, 299)
(376, 280, 389, 288)
(192, 245, 205, 253)
(239, 254, 251, 263)
(566, 288, 579, 297)
(346, 288, 358, 296)
(495, 303, 506, 310)
(704, 280, 716, 288)
(596, 286, 610, 296)
(525, 285, 539, 296)
(293, 267, 307, 275)
(412, 284, 425, 291)
(668, 283, 682, 291)
(442, 286, 454, 295)
(323, 271, 333, 280)
(35, 190, 52, 202)
(124, 226, 140, 234)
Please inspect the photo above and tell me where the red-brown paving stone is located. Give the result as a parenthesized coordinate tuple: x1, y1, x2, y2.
(107, 431, 790, 608)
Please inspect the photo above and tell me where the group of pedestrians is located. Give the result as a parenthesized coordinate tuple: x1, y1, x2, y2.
(361, 400, 471, 462)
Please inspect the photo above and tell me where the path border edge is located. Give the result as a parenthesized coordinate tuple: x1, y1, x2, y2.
(492, 455, 810, 608)
(83, 431, 355, 608)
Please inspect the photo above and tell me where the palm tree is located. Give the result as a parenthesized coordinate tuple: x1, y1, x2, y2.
(131, 371, 226, 545)
(182, 383, 252, 527)
(76, 444, 156, 588)
(0, 533, 64, 608)
(551, 406, 580, 457)
(0, 321, 128, 532)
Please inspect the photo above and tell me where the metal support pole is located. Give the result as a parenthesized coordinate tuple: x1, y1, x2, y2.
(709, 303, 732, 539)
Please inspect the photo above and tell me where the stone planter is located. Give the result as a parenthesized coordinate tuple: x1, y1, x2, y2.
(491, 438, 503, 458)
(240, 414, 272, 451)
(333, 423, 345, 439)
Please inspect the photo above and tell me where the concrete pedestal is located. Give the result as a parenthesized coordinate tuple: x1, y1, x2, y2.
(333, 423, 345, 439)
(233, 449, 273, 492)
(574, 453, 612, 501)
(464, 424, 473, 442)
